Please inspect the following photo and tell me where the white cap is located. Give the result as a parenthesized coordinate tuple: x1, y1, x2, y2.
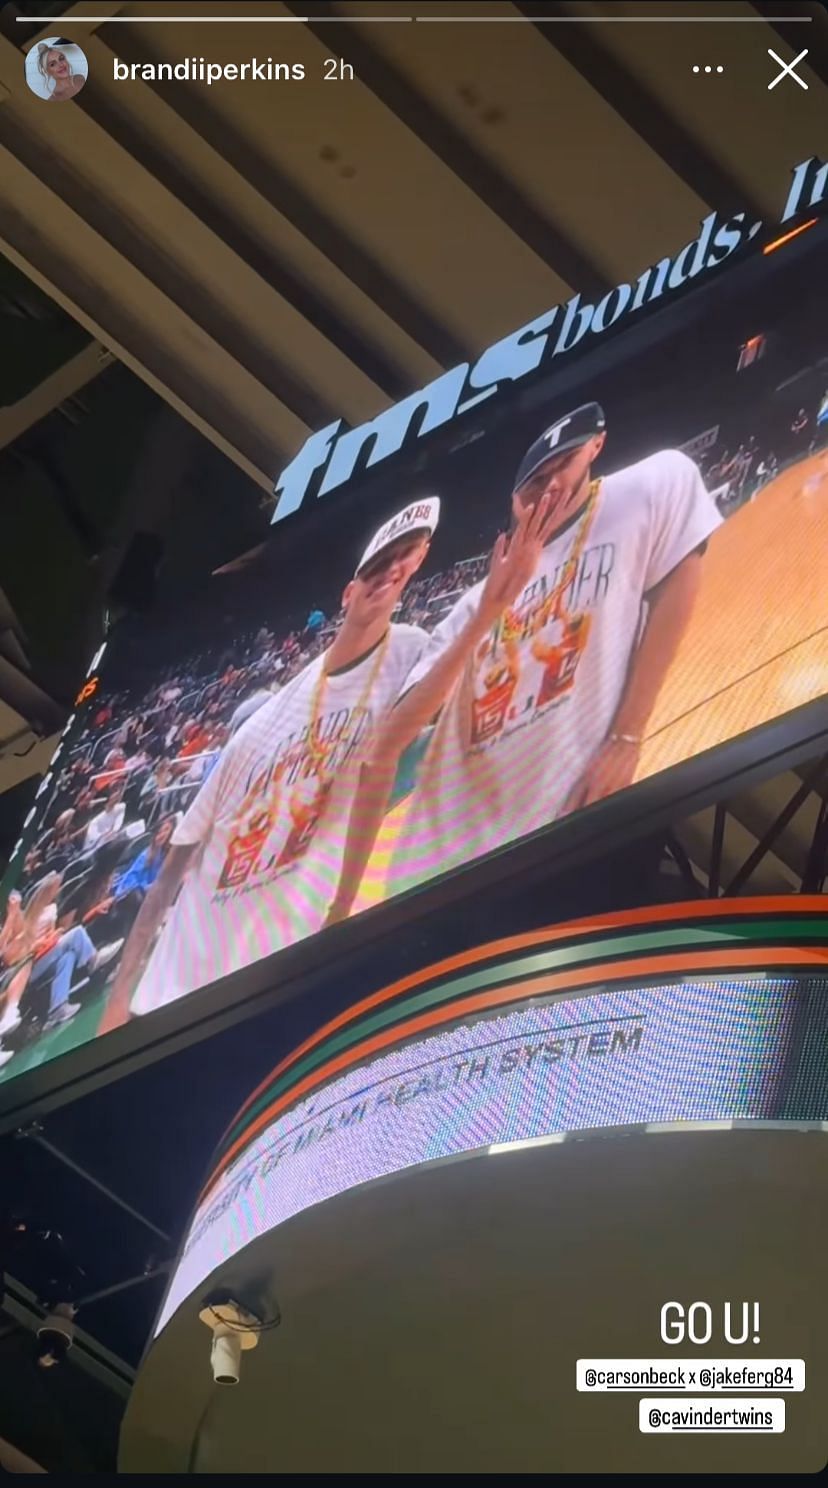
(355, 497, 440, 577)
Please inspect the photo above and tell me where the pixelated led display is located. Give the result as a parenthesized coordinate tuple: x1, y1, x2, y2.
(2, 236, 826, 1092)
(156, 975, 828, 1333)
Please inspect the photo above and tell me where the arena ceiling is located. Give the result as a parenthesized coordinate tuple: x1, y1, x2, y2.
(2, 0, 826, 497)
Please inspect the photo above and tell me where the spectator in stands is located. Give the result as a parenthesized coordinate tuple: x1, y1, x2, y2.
(35, 810, 82, 874)
(176, 719, 212, 760)
(163, 716, 183, 752)
(74, 780, 98, 819)
(707, 449, 730, 485)
(121, 716, 147, 755)
(0, 872, 121, 1048)
(82, 818, 177, 942)
(102, 742, 127, 770)
(8, 534, 505, 1044)
(21, 846, 44, 885)
(139, 758, 174, 809)
(94, 743, 130, 791)
(0, 876, 63, 1039)
(229, 688, 271, 735)
(183, 725, 229, 783)
(751, 452, 777, 497)
(304, 606, 326, 641)
(83, 785, 126, 853)
(18, 924, 123, 1038)
(790, 408, 809, 457)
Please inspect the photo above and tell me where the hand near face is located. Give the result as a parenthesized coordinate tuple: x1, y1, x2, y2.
(477, 493, 561, 630)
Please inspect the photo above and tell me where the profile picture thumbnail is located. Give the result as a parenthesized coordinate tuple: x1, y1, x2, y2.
(25, 37, 88, 103)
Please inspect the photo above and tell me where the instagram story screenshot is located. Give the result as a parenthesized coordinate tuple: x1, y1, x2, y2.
(0, 0, 826, 1476)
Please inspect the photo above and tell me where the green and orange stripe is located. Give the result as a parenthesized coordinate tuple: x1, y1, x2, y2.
(201, 897, 827, 1204)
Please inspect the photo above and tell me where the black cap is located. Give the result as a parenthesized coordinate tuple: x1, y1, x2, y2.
(514, 403, 606, 491)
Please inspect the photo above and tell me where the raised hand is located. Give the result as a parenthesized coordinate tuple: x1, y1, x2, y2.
(477, 493, 560, 629)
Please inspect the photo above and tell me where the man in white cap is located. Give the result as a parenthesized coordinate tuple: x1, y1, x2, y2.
(99, 499, 440, 1030)
(327, 403, 721, 916)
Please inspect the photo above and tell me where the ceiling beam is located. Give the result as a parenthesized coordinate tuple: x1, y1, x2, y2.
(0, 342, 114, 452)
(0, 653, 65, 733)
(2, 1, 412, 402)
(517, 0, 765, 222)
(801, 794, 828, 893)
(93, 22, 466, 371)
(724, 759, 828, 896)
(664, 831, 707, 897)
(76, 83, 412, 401)
(0, 203, 276, 491)
(0, 106, 336, 435)
(293, 1, 609, 300)
(708, 801, 727, 898)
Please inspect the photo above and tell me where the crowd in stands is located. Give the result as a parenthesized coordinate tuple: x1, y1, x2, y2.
(696, 435, 772, 514)
(3, 395, 825, 1060)
(691, 397, 828, 517)
(396, 554, 490, 628)
(0, 554, 491, 1058)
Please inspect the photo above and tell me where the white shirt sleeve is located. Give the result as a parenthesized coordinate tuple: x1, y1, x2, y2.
(171, 746, 231, 849)
(84, 812, 106, 850)
(642, 450, 723, 593)
(36, 903, 58, 938)
(396, 588, 482, 699)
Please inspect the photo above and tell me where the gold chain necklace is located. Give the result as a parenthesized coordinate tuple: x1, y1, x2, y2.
(302, 629, 392, 786)
(226, 631, 392, 838)
(495, 478, 602, 650)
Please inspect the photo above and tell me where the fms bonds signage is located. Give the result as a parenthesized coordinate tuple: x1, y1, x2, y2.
(272, 156, 828, 523)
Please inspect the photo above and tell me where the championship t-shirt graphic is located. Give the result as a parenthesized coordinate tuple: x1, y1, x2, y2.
(131, 625, 427, 1016)
(470, 601, 593, 746)
(391, 450, 722, 894)
(469, 485, 599, 746)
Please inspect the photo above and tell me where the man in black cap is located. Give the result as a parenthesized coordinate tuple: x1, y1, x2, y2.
(327, 404, 721, 916)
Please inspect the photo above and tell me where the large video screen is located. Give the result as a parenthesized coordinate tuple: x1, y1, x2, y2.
(157, 974, 827, 1334)
(1, 238, 827, 1086)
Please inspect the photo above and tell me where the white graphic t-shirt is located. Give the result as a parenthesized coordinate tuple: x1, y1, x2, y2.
(390, 450, 722, 893)
(131, 624, 427, 1016)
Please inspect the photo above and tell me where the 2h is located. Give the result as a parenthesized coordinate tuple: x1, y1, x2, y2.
(323, 57, 354, 82)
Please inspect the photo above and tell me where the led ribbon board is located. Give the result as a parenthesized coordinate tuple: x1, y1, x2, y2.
(157, 901, 828, 1334)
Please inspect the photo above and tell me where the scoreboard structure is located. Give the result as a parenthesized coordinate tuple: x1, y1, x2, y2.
(120, 898, 828, 1473)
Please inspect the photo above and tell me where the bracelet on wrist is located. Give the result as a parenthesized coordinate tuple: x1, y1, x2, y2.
(608, 731, 642, 747)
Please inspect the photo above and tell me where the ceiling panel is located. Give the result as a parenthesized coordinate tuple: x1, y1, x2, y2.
(569, 0, 828, 221)
(111, 1, 578, 353)
(335, 0, 709, 285)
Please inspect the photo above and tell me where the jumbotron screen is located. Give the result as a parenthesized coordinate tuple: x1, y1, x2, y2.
(157, 973, 828, 1334)
(1, 233, 827, 1085)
